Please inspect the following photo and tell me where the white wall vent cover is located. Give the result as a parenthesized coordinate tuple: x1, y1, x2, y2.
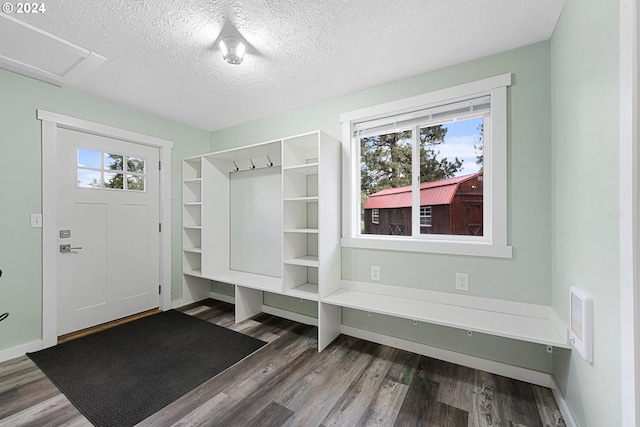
(0, 14, 105, 86)
(570, 286, 593, 364)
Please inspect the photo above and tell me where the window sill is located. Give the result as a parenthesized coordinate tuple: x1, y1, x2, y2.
(341, 236, 513, 258)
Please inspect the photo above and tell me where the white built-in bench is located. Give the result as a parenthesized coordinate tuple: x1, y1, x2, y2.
(193, 270, 570, 349)
(322, 281, 569, 349)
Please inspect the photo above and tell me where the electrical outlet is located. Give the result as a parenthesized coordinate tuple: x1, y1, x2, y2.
(30, 213, 42, 228)
(456, 273, 469, 291)
(371, 265, 381, 281)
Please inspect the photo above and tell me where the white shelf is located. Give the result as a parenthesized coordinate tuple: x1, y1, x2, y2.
(283, 196, 319, 203)
(183, 202, 202, 206)
(284, 256, 319, 267)
(204, 139, 281, 164)
(322, 289, 569, 348)
(184, 178, 202, 183)
(183, 225, 202, 230)
(184, 268, 204, 278)
(212, 270, 282, 293)
(283, 163, 319, 175)
(183, 247, 202, 254)
(184, 269, 282, 293)
(283, 228, 319, 234)
(284, 283, 319, 301)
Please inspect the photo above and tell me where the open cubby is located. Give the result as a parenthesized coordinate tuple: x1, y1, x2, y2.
(182, 204, 201, 227)
(182, 227, 201, 252)
(183, 157, 202, 180)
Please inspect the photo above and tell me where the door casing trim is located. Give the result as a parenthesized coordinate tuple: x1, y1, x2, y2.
(38, 110, 173, 348)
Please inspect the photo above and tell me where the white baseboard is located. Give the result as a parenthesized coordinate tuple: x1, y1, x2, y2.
(341, 325, 553, 388)
(209, 292, 318, 327)
(262, 306, 318, 327)
(550, 377, 579, 427)
(210, 292, 235, 305)
(0, 340, 43, 363)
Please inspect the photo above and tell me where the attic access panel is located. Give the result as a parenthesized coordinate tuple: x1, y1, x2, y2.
(0, 14, 105, 86)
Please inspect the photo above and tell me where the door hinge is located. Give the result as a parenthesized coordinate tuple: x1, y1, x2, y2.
(159, 223, 162, 232)
(159, 161, 162, 170)
(158, 285, 161, 294)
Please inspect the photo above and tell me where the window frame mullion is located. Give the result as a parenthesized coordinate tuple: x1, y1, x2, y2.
(411, 124, 420, 237)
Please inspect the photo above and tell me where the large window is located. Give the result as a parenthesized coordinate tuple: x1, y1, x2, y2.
(341, 74, 512, 258)
(360, 113, 485, 237)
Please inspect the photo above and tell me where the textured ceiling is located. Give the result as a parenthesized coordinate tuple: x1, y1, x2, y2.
(10, 0, 565, 131)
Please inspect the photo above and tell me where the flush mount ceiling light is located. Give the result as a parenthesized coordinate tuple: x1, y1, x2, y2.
(219, 37, 246, 65)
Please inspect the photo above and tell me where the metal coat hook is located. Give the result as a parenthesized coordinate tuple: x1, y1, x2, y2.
(232, 161, 239, 172)
(249, 158, 255, 170)
(267, 155, 273, 167)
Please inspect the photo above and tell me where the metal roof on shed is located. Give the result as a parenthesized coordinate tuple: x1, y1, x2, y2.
(363, 172, 482, 209)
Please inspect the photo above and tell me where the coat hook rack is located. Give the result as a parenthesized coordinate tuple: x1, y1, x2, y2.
(267, 155, 273, 167)
(249, 158, 256, 170)
(232, 161, 239, 172)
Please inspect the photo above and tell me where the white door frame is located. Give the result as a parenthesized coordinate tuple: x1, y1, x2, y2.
(38, 110, 173, 349)
(620, 0, 639, 425)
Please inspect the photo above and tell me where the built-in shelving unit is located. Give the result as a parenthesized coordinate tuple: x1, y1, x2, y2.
(182, 131, 568, 354)
(181, 157, 211, 304)
(181, 131, 341, 350)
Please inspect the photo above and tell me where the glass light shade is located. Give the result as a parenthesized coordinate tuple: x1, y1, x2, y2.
(220, 38, 245, 65)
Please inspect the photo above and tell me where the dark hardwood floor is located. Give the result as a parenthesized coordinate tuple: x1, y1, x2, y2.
(0, 299, 565, 426)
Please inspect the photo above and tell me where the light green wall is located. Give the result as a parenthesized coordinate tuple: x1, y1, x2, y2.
(550, 0, 621, 425)
(0, 69, 209, 351)
(2, 6, 624, 420)
(210, 41, 555, 371)
(211, 42, 552, 304)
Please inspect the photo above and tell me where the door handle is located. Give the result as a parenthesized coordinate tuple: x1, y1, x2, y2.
(60, 244, 83, 253)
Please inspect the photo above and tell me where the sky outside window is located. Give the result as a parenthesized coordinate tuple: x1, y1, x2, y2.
(436, 116, 483, 176)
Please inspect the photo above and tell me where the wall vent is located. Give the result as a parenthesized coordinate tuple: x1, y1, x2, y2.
(570, 286, 593, 364)
(0, 14, 105, 86)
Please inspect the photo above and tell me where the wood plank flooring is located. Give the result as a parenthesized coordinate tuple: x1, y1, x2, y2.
(0, 299, 565, 426)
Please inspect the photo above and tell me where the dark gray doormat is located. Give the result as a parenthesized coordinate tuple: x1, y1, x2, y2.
(27, 309, 266, 426)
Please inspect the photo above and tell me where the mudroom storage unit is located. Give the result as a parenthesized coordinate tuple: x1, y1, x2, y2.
(182, 131, 341, 350)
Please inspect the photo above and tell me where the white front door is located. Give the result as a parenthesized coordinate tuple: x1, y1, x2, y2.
(56, 128, 160, 335)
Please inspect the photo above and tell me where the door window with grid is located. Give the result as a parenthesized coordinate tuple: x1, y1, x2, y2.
(77, 148, 146, 191)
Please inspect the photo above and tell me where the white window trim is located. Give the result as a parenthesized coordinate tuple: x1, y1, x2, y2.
(340, 74, 513, 258)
